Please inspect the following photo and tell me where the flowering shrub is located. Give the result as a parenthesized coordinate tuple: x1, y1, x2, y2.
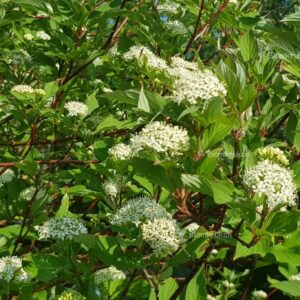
(0, 0, 300, 299)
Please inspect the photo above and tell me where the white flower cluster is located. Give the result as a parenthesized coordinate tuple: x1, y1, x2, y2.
(165, 20, 188, 34)
(64, 101, 88, 117)
(0, 169, 15, 184)
(36, 31, 51, 40)
(223, 280, 235, 288)
(11, 85, 45, 97)
(11, 84, 34, 95)
(168, 57, 226, 105)
(111, 196, 183, 255)
(157, 2, 180, 14)
(142, 218, 183, 255)
(0, 256, 28, 282)
(94, 266, 126, 284)
(20, 187, 46, 201)
(185, 222, 200, 238)
(58, 289, 86, 300)
(108, 143, 133, 161)
(257, 147, 289, 166)
(243, 160, 297, 210)
(123, 46, 169, 71)
(24, 33, 34, 40)
(103, 179, 119, 199)
(111, 196, 171, 226)
(290, 273, 300, 281)
(130, 121, 190, 157)
(102, 87, 113, 93)
(207, 295, 216, 300)
(252, 290, 268, 299)
(38, 217, 88, 240)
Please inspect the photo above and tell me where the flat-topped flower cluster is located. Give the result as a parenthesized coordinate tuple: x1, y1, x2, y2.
(111, 196, 183, 255)
(38, 217, 88, 240)
(122, 46, 227, 105)
(243, 148, 297, 211)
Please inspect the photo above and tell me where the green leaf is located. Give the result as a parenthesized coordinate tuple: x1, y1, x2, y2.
(196, 148, 222, 177)
(211, 180, 234, 204)
(138, 86, 150, 113)
(86, 92, 99, 114)
(270, 280, 300, 297)
(15, 160, 39, 176)
(239, 85, 257, 112)
(237, 31, 258, 62)
(159, 278, 178, 300)
(264, 210, 300, 236)
(185, 267, 207, 300)
(201, 120, 233, 151)
(55, 194, 70, 218)
(181, 174, 212, 195)
(93, 115, 135, 134)
(201, 97, 225, 126)
(271, 244, 300, 266)
(286, 113, 300, 151)
(282, 10, 300, 24)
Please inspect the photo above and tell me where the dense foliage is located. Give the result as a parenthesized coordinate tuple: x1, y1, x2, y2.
(1, 0, 300, 299)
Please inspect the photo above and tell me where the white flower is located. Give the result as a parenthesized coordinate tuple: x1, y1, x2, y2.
(11, 84, 34, 95)
(123, 45, 169, 71)
(229, 0, 238, 4)
(108, 143, 133, 160)
(207, 295, 216, 300)
(211, 249, 219, 255)
(111, 196, 172, 226)
(165, 20, 187, 34)
(102, 87, 113, 93)
(130, 121, 190, 157)
(223, 280, 235, 288)
(142, 218, 183, 255)
(34, 88, 46, 97)
(0, 256, 28, 282)
(243, 160, 297, 210)
(252, 290, 268, 299)
(64, 101, 88, 117)
(38, 217, 88, 240)
(36, 31, 51, 40)
(20, 187, 47, 201)
(24, 33, 33, 40)
(185, 222, 200, 238)
(103, 179, 119, 199)
(58, 289, 86, 300)
(168, 57, 226, 105)
(0, 169, 15, 184)
(290, 273, 300, 281)
(94, 266, 126, 284)
(257, 147, 289, 166)
(157, 2, 180, 14)
(93, 57, 103, 66)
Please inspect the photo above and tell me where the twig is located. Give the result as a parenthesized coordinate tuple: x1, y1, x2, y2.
(0, 159, 100, 168)
(183, 0, 206, 55)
